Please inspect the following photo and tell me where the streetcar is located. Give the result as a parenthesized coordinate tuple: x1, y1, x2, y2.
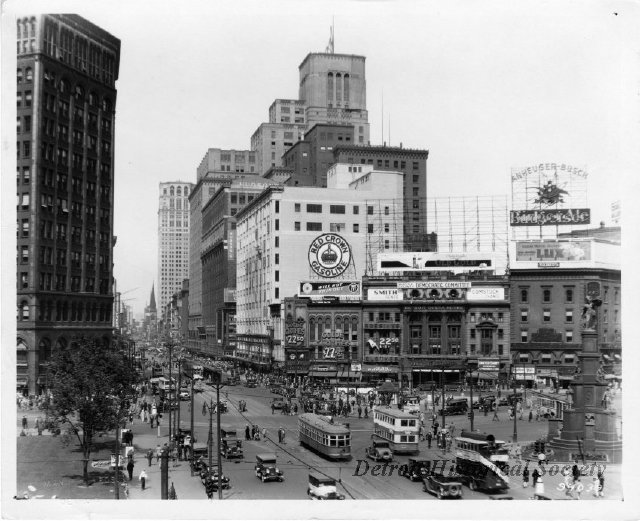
(372, 406, 420, 454)
(530, 390, 569, 420)
(454, 430, 510, 493)
(298, 414, 351, 460)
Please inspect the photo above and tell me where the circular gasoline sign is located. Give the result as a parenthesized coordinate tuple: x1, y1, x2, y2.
(308, 234, 352, 278)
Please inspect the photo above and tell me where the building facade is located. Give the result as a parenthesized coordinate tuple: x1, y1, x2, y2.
(157, 182, 193, 317)
(201, 179, 276, 358)
(509, 238, 621, 388)
(16, 14, 120, 395)
(234, 165, 405, 369)
(187, 149, 262, 354)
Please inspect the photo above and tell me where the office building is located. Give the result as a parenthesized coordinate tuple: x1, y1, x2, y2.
(157, 182, 193, 318)
(16, 14, 120, 395)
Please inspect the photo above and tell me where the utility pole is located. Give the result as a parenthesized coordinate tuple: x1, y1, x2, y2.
(114, 424, 120, 499)
(202, 371, 225, 499)
(440, 366, 446, 432)
(190, 364, 195, 476)
(176, 357, 182, 443)
(468, 366, 474, 432)
(512, 370, 518, 444)
(168, 340, 173, 446)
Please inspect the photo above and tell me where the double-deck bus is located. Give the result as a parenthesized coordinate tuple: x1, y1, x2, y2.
(298, 414, 351, 460)
(454, 430, 510, 492)
(372, 406, 420, 454)
(530, 391, 569, 420)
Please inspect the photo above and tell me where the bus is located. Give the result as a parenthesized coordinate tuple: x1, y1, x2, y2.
(530, 391, 570, 420)
(372, 406, 420, 454)
(454, 430, 510, 492)
(298, 414, 351, 460)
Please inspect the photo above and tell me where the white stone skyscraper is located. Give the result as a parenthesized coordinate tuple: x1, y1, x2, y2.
(158, 182, 193, 320)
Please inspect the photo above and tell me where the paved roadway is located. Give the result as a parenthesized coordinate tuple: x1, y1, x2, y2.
(178, 379, 621, 500)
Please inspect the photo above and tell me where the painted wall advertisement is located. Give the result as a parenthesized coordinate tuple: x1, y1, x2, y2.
(284, 318, 305, 347)
(367, 288, 403, 301)
(515, 240, 592, 262)
(300, 280, 361, 301)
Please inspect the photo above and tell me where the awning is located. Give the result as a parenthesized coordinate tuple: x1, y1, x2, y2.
(309, 371, 337, 378)
(470, 371, 499, 380)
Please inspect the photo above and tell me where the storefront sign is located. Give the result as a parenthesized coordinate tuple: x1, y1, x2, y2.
(467, 287, 504, 301)
(367, 288, 403, 301)
(510, 209, 591, 226)
(378, 252, 494, 273)
(300, 280, 361, 300)
(397, 281, 471, 289)
(367, 337, 400, 354)
(308, 234, 352, 278)
(351, 363, 362, 372)
(516, 240, 592, 261)
(478, 359, 500, 372)
(405, 305, 465, 312)
(538, 262, 560, 268)
(362, 365, 397, 373)
(284, 318, 305, 347)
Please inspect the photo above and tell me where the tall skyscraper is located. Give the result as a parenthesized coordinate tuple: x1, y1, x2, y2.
(16, 14, 120, 395)
(157, 182, 193, 318)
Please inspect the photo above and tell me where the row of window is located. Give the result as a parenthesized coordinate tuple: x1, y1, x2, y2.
(518, 309, 619, 324)
(17, 299, 112, 322)
(520, 287, 619, 305)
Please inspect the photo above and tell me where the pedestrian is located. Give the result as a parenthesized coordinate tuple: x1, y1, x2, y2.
(172, 446, 178, 467)
(522, 467, 530, 488)
(433, 421, 439, 437)
(22, 416, 27, 430)
(445, 434, 452, 453)
(293, 403, 298, 415)
(357, 406, 362, 418)
(364, 406, 369, 418)
(596, 469, 605, 497)
(245, 425, 251, 441)
(492, 407, 500, 421)
(529, 410, 533, 422)
(169, 482, 177, 500)
(271, 403, 275, 415)
(262, 427, 267, 440)
(156, 444, 162, 464)
(139, 468, 148, 490)
(426, 431, 432, 449)
(571, 460, 580, 483)
(146, 449, 153, 467)
(278, 428, 282, 443)
(126, 458, 135, 481)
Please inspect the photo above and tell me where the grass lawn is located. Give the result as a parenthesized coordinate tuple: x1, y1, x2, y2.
(16, 434, 128, 500)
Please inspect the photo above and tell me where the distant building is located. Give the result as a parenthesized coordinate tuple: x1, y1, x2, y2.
(157, 182, 193, 317)
(16, 14, 120, 395)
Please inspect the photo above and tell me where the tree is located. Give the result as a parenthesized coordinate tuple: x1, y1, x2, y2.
(45, 337, 137, 485)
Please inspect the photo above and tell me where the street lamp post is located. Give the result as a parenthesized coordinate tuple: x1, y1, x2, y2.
(512, 367, 518, 444)
(201, 371, 225, 499)
(167, 340, 173, 446)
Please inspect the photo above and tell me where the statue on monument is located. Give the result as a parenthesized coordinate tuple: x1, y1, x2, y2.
(581, 295, 602, 330)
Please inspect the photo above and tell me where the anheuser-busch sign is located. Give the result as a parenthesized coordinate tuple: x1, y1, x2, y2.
(510, 208, 590, 226)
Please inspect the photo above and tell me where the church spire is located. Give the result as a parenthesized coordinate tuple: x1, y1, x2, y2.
(149, 283, 156, 312)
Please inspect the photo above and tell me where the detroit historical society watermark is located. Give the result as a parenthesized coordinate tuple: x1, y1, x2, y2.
(352, 458, 606, 479)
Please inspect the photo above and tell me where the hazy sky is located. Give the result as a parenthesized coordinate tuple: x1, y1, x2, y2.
(5, 0, 639, 315)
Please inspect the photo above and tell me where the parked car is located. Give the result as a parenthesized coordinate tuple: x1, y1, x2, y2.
(401, 459, 431, 482)
(365, 439, 393, 462)
(245, 379, 258, 388)
(422, 474, 463, 499)
(255, 453, 284, 483)
(307, 472, 345, 500)
(179, 391, 190, 401)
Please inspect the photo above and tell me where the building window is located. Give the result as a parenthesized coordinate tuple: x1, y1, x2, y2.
(275, 271, 279, 282)
(566, 330, 573, 342)
(520, 309, 528, 322)
(275, 253, 279, 264)
(294, 203, 300, 212)
(470, 329, 476, 339)
(353, 205, 359, 214)
(306, 222, 322, 231)
(306, 204, 322, 213)
(603, 309, 608, 323)
(565, 288, 574, 303)
(521, 330, 528, 342)
(520, 288, 528, 303)
(469, 344, 476, 354)
(543, 288, 551, 303)
(498, 345, 504, 355)
(275, 287, 279, 299)
(543, 309, 551, 322)
(603, 286, 609, 302)
(330, 205, 345, 214)
(497, 312, 504, 322)
(565, 310, 573, 323)
(469, 313, 476, 323)
(330, 223, 345, 232)
(353, 223, 359, 233)
(274, 236, 279, 248)
(367, 206, 374, 215)
(275, 219, 279, 231)
(294, 222, 300, 231)
(367, 224, 374, 234)
(497, 328, 504, 340)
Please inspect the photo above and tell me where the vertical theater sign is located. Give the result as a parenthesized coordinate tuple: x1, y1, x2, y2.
(510, 163, 590, 240)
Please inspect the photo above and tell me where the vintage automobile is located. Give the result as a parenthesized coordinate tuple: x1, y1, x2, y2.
(255, 453, 284, 483)
(221, 439, 243, 459)
(200, 465, 231, 490)
(179, 390, 190, 401)
(307, 472, 345, 500)
(245, 378, 258, 388)
(400, 459, 431, 482)
(365, 439, 393, 462)
(271, 398, 286, 410)
(422, 473, 463, 499)
(439, 398, 468, 415)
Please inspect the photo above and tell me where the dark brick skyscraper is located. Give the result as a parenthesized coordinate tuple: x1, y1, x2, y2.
(16, 14, 120, 395)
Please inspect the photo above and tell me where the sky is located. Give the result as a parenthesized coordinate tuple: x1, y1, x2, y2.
(4, 0, 639, 316)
